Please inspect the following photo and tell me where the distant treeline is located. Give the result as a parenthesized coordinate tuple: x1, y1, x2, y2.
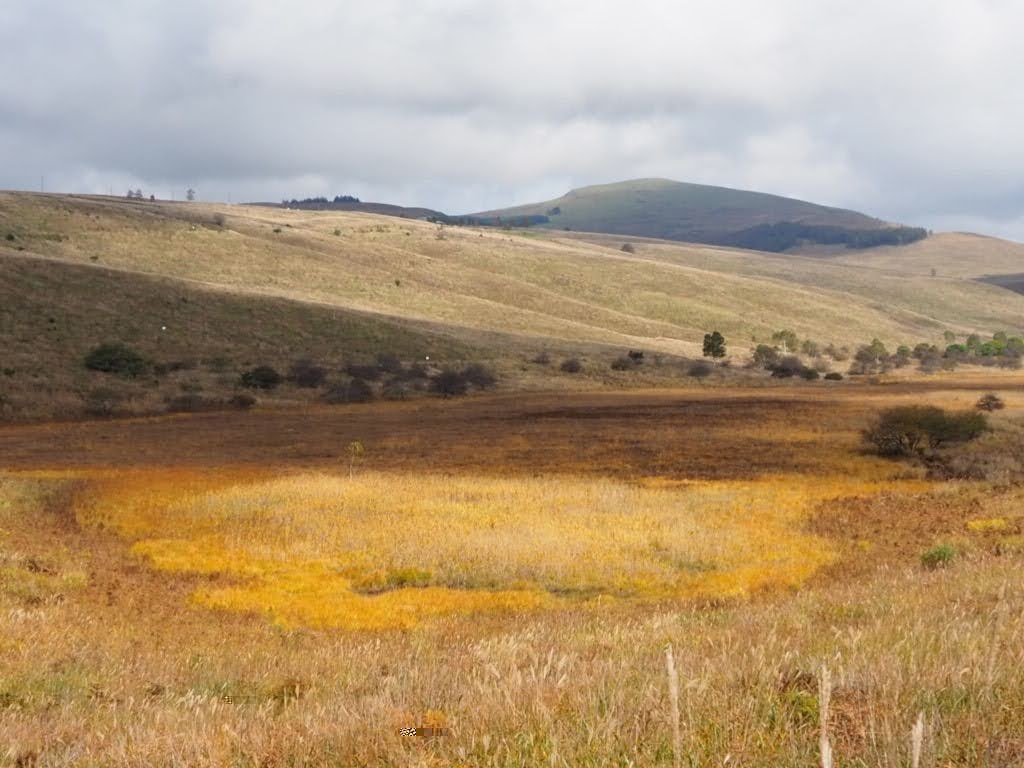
(714, 222, 928, 252)
(430, 214, 551, 227)
(283, 195, 362, 208)
(428, 214, 926, 252)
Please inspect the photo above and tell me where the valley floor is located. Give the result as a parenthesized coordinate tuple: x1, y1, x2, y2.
(1, 381, 1022, 765)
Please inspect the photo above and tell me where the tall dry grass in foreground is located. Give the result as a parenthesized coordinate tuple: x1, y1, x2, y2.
(66, 470, 938, 629)
(2, 473, 1022, 765)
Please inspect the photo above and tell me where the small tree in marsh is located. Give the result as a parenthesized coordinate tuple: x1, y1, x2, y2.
(976, 393, 1005, 412)
(864, 406, 988, 457)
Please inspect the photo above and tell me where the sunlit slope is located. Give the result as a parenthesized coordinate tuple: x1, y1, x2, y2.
(3, 192, 1024, 362)
(826, 231, 1024, 278)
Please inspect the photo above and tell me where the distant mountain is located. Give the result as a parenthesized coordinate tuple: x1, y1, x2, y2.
(462, 178, 927, 252)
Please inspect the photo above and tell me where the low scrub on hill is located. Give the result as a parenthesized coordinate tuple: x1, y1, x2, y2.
(84, 343, 150, 378)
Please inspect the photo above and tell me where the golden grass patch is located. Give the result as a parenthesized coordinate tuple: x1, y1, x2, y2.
(67, 470, 934, 630)
(966, 517, 1010, 532)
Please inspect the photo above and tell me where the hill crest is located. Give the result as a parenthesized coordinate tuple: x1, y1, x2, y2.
(467, 178, 926, 252)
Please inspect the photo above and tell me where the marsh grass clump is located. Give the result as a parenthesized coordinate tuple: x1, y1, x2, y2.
(921, 544, 957, 569)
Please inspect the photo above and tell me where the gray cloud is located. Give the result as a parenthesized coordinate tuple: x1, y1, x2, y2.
(2, 0, 1023, 238)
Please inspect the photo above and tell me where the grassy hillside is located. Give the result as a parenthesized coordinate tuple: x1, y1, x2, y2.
(468, 178, 892, 244)
(3, 191, 1024, 418)
(0, 251, 487, 419)
(829, 231, 1024, 278)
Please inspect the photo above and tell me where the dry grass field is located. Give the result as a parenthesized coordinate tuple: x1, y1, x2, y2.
(828, 232, 1024, 279)
(2, 381, 1024, 766)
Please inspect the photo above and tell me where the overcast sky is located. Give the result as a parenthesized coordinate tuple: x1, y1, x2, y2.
(2, 1, 1023, 239)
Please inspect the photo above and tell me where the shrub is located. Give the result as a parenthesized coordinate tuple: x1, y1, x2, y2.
(165, 394, 217, 413)
(461, 363, 497, 389)
(376, 353, 403, 374)
(824, 344, 850, 362)
(800, 339, 821, 357)
(752, 344, 780, 369)
(324, 378, 374, 404)
(976, 393, 1005, 412)
(850, 338, 890, 375)
(769, 355, 807, 379)
(687, 360, 713, 378)
(153, 359, 197, 376)
(771, 329, 799, 353)
(932, 424, 1024, 482)
(205, 356, 231, 373)
(864, 406, 988, 457)
(430, 369, 469, 398)
(531, 351, 551, 365)
(382, 380, 410, 400)
(620, 243, 635, 253)
(611, 356, 636, 371)
(83, 387, 124, 417)
(560, 358, 582, 374)
(84, 343, 150, 378)
(921, 544, 957, 569)
(240, 366, 282, 390)
(391, 362, 429, 382)
(5, 233, 15, 241)
(702, 331, 726, 359)
(288, 360, 327, 388)
(800, 368, 820, 380)
(228, 393, 256, 410)
(824, 372, 843, 381)
(344, 362, 382, 381)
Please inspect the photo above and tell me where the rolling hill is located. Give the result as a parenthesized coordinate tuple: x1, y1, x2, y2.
(2, 190, 1024, 419)
(827, 231, 1024, 279)
(466, 178, 926, 250)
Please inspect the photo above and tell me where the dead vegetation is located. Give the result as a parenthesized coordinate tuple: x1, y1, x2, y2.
(0, 380, 1022, 764)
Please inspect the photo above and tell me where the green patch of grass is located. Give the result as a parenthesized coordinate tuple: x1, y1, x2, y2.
(921, 543, 957, 569)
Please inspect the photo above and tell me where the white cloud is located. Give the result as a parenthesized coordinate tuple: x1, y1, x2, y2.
(1, 0, 1023, 238)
